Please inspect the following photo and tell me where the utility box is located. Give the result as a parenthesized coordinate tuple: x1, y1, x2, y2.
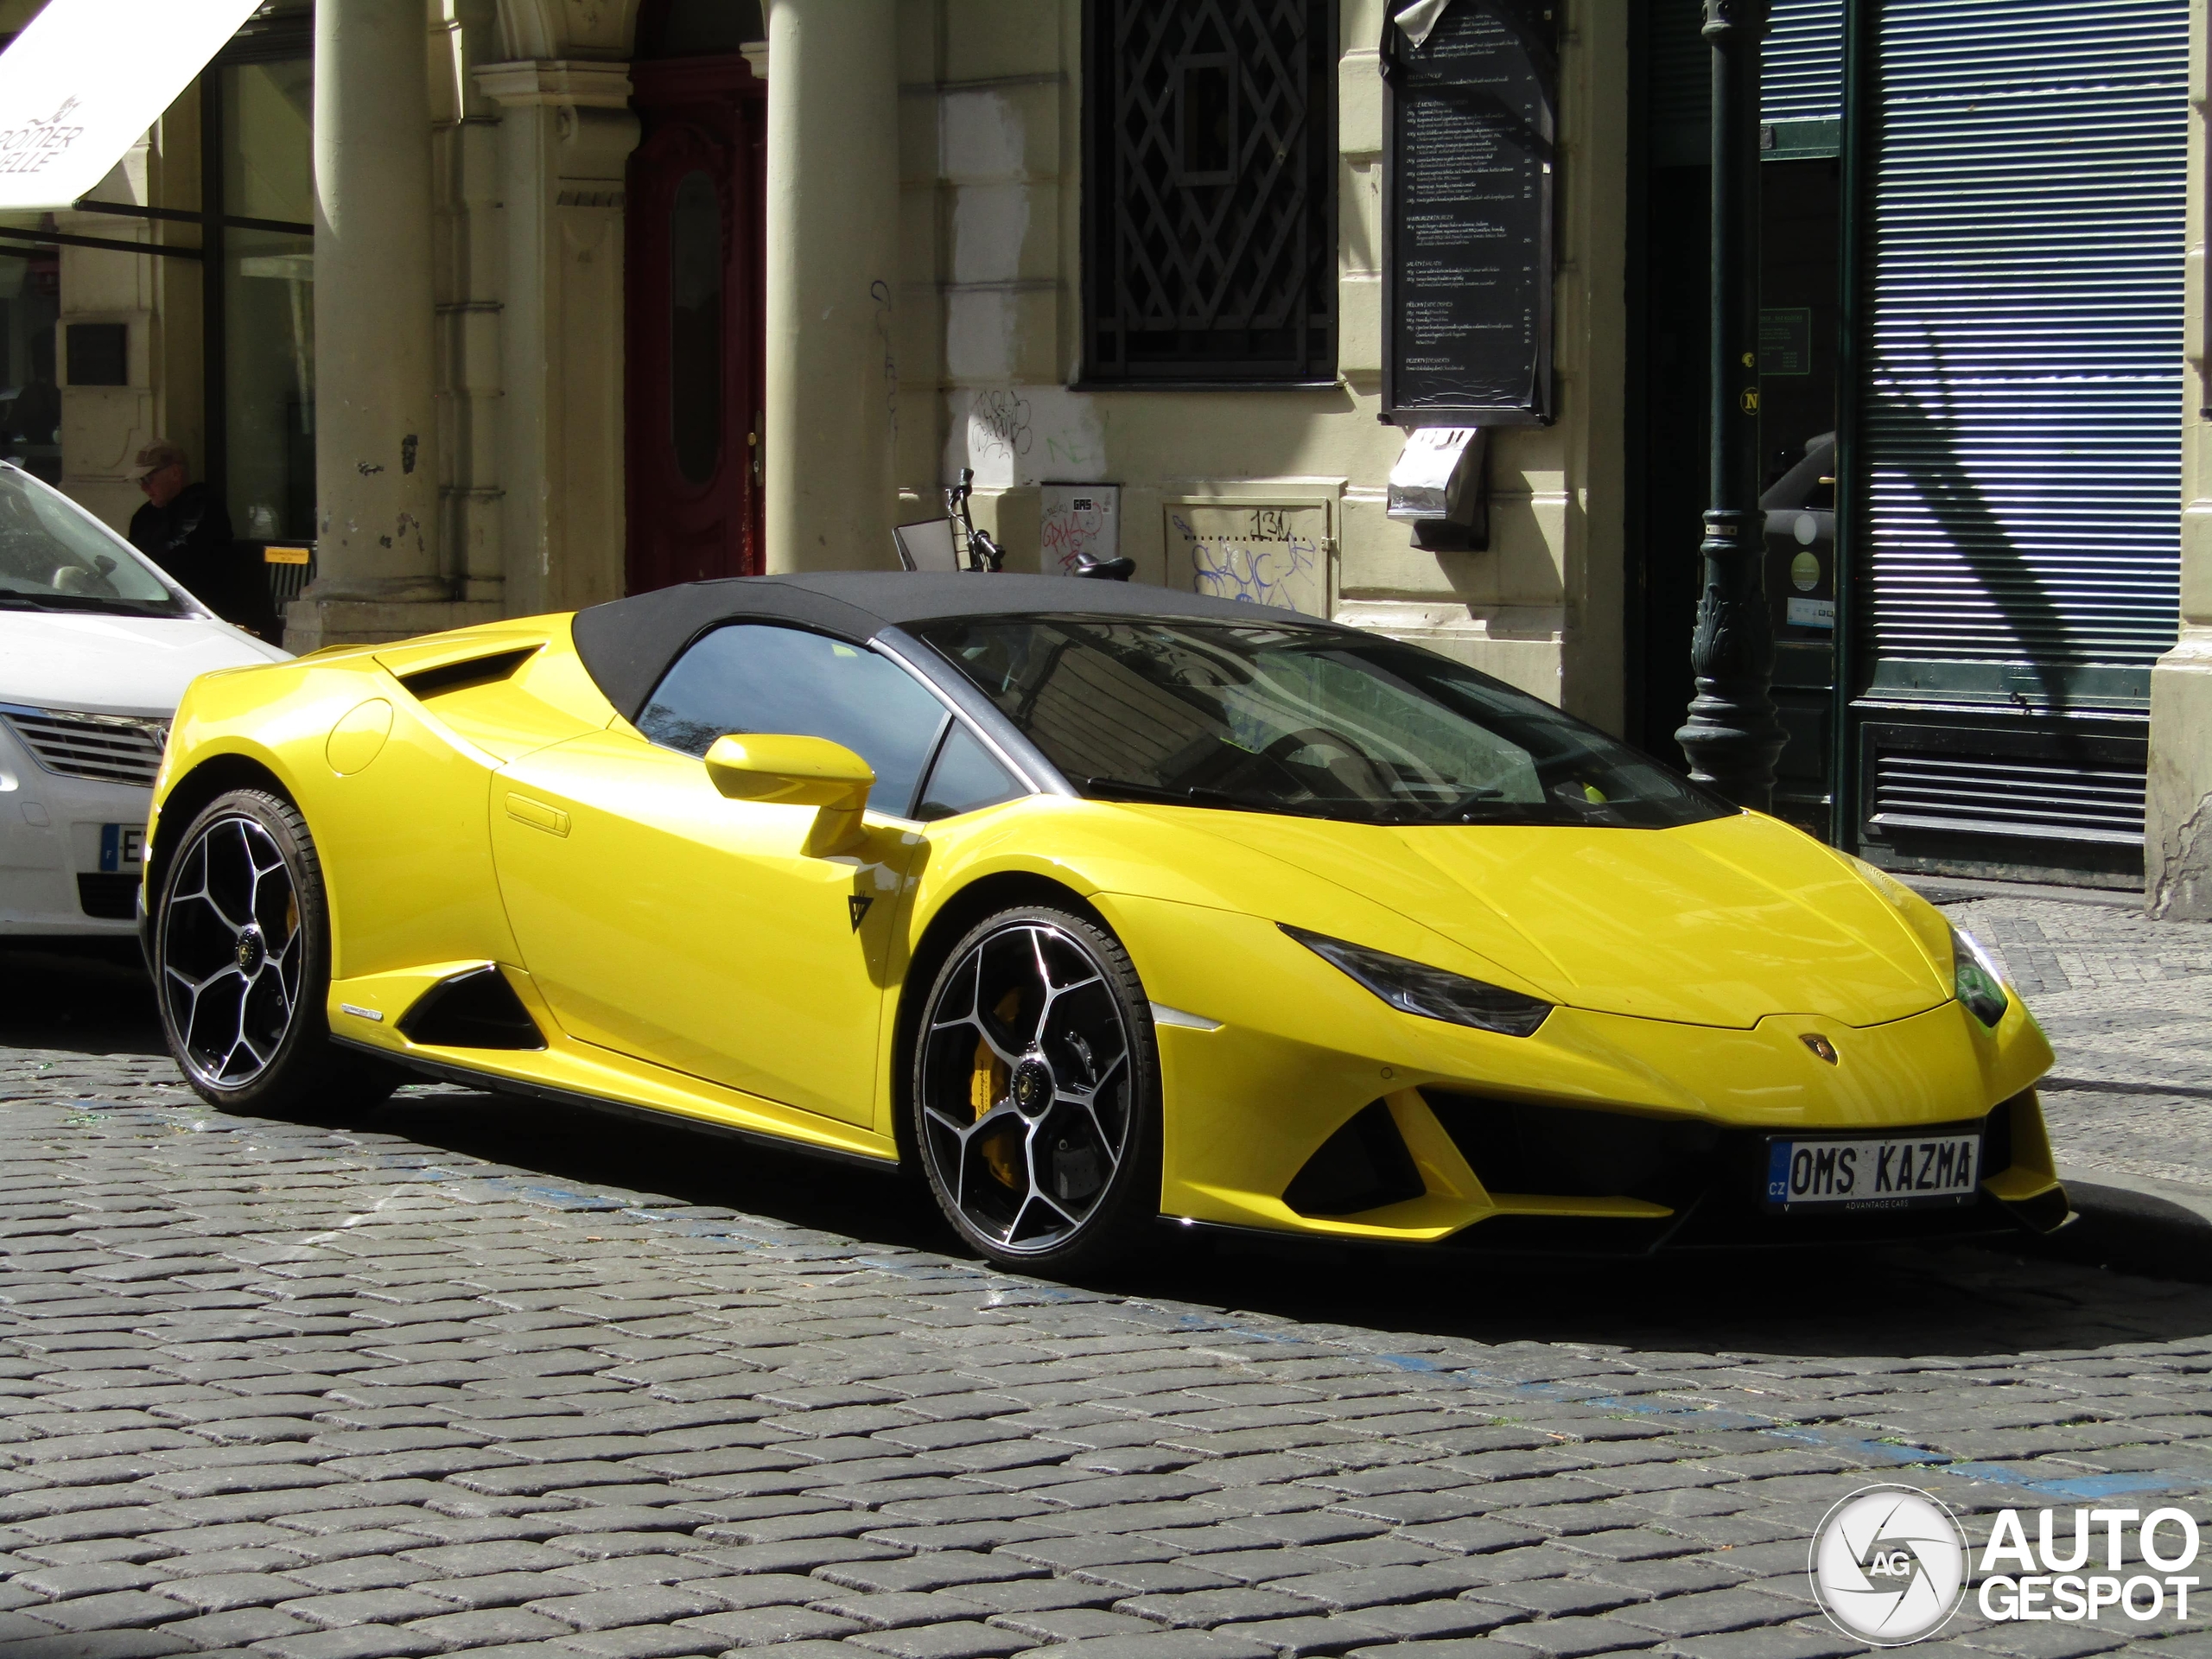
(1040, 483, 1121, 575)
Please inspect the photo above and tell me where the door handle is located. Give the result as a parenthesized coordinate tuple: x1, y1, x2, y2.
(505, 792, 570, 836)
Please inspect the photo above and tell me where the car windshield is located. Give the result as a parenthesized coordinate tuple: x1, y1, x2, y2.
(0, 465, 189, 617)
(915, 615, 1731, 830)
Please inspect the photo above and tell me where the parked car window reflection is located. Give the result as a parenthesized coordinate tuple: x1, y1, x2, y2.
(915, 722, 1024, 822)
(639, 623, 950, 817)
(0, 465, 189, 617)
(918, 615, 1730, 830)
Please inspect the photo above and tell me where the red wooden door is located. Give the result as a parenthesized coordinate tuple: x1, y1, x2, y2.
(626, 54, 766, 590)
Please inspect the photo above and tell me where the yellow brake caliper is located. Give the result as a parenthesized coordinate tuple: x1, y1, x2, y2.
(970, 989, 1022, 1188)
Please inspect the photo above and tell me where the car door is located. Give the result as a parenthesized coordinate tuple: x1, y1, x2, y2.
(488, 624, 951, 1127)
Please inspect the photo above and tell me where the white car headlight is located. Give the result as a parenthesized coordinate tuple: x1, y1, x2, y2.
(1948, 922, 2010, 1028)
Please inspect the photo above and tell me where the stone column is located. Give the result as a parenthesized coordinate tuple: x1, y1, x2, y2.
(291, 0, 492, 649)
(2147, 0, 2212, 914)
(763, 0, 900, 573)
(477, 60, 638, 620)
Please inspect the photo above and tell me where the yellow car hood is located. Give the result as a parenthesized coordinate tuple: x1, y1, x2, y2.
(1174, 808, 1950, 1030)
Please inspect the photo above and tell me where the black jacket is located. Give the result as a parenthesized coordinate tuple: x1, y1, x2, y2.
(129, 483, 248, 620)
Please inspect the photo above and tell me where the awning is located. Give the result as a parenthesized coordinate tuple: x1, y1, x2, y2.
(0, 0, 267, 213)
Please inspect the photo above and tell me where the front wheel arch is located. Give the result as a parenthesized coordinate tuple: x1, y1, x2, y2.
(149, 753, 295, 911)
(892, 874, 1118, 1171)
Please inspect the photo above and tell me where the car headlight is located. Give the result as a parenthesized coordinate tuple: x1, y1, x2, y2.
(1949, 922, 2010, 1027)
(1281, 925, 1552, 1037)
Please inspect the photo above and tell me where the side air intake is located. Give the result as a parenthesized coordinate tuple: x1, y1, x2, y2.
(397, 965, 545, 1050)
(397, 646, 540, 700)
(1422, 1090, 1721, 1202)
(1281, 1101, 1426, 1217)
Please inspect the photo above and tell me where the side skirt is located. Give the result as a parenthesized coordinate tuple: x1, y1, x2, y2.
(333, 1034, 903, 1174)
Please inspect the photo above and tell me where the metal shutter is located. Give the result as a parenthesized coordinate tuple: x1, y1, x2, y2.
(1859, 0, 2187, 680)
(1764, 0, 1842, 124)
(1649, 0, 1708, 135)
(1851, 0, 2186, 880)
(1645, 0, 1841, 162)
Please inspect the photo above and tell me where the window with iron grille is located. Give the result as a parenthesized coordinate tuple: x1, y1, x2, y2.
(1083, 0, 1337, 385)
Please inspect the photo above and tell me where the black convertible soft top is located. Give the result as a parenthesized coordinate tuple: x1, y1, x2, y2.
(569, 571, 1317, 724)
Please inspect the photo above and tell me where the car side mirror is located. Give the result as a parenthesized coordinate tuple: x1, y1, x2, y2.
(703, 733, 874, 857)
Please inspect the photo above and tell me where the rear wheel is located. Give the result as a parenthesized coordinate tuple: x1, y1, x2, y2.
(153, 788, 399, 1120)
(912, 905, 1161, 1273)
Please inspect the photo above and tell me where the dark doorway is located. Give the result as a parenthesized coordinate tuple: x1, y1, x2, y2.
(1633, 154, 1840, 842)
(1630, 163, 1709, 768)
(1758, 156, 1840, 839)
(1631, 0, 1847, 839)
(625, 0, 767, 593)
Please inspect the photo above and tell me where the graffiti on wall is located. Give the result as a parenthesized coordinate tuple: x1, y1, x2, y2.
(951, 386, 1105, 488)
(1167, 504, 1329, 617)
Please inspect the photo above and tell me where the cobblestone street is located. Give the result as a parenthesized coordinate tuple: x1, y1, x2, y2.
(0, 892, 2209, 1659)
(1947, 898, 2212, 1202)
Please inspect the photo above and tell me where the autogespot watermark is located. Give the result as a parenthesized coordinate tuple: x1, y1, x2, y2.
(1808, 1484, 2204, 1645)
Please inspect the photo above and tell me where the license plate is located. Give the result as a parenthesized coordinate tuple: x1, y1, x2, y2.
(99, 823, 145, 872)
(1764, 1132, 1981, 1211)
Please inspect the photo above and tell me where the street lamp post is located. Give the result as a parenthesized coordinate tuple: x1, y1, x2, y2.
(1675, 0, 1787, 810)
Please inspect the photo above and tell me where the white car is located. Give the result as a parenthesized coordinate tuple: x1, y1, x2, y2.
(0, 462, 287, 938)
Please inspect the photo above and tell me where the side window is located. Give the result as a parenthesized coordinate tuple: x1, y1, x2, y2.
(639, 624, 949, 817)
(916, 724, 1026, 822)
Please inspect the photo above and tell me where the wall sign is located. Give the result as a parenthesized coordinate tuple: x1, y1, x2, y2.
(1759, 308, 1813, 376)
(1380, 0, 1558, 426)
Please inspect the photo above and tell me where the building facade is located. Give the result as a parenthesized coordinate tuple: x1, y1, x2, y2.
(1634, 0, 2196, 900)
(5, 0, 2209, 912)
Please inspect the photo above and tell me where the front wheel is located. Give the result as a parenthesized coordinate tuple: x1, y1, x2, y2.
(153, 788, 399, 1120)
(912, 906, 1161, 1274)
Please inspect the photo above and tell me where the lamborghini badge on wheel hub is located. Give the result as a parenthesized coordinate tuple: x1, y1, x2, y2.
(1011, 1056, 1054, 1115)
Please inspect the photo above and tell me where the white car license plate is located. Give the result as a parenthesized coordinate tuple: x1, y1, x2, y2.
(1764, 1132, 1981, 1211)
(99, 823, 145, 872)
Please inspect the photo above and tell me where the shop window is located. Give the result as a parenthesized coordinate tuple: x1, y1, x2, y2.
(218, 49, 315, 543)
(1082, 0, 1337, 385)
(0, 252, 60, 483)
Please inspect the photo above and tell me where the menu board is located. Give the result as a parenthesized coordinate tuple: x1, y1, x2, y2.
(1381, 0, 1557, 425)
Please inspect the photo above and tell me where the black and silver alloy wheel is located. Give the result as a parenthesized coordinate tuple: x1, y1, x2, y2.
(913, 906, 1160, 1271)
(161, 812, 304, 1088)
(153, 788, 400, 1118)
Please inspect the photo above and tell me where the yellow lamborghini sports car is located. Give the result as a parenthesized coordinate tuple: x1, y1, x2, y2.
(141, 573, 2063, 1271)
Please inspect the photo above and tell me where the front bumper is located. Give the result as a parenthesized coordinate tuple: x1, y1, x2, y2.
(1104, 893, 2064, 1252)
(1429, 1090, 2064, 1252)
(0, 719, 149, 938)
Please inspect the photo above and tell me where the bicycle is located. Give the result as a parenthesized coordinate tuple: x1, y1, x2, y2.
(894, 469, 1135, 581)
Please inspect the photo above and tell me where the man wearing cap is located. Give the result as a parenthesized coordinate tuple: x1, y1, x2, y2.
(127, 440, 248, 625)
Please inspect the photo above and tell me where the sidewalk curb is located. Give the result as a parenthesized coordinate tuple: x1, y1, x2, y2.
(1910, 874, 2143, 909)
(2044, 1162, 2212, 1278)
(2060, 1161, 2212, 1224)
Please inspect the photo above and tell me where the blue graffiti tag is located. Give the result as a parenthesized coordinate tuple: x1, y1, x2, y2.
(1176, 512, 1319, 610)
